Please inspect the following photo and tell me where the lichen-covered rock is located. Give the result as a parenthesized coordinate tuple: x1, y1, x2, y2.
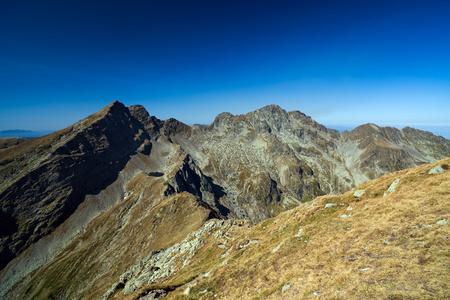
(385, 178, 400, 196)
(429, 165, 445, 174)
(353, 190, 365, 198)
(436, 219, 448, 225)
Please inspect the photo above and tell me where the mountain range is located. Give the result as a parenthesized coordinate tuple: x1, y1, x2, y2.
(0, 101, 449, 299)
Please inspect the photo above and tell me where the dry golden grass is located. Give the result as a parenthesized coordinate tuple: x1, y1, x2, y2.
(137, 157, 450, 300)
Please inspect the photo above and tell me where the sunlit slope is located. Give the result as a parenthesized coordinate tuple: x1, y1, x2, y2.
(122, 158, 449, 299)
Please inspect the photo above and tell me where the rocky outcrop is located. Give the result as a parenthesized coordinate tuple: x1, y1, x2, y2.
(103, 220, 228, 299)
(164, 155, 229, 218)
(429, 164, 447, 174)
(128, 104, 191, 142)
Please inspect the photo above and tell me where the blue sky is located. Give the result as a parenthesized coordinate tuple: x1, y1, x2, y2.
(1, 0, 449, 138)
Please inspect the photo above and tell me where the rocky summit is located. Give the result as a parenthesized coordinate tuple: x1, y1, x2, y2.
(0, 101, 449, 299)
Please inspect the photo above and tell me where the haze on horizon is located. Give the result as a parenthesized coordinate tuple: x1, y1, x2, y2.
(1, 0, 449, 138)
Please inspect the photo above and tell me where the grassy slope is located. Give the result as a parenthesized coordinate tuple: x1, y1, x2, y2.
(14, 172, 215, 300)
(132, 158, 449, 299)
(0, 138, 28, 149)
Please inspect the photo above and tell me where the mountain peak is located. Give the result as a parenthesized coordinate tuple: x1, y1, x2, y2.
(252, 104, 288, 117)
(210, 112, 235, 129)
(103, 100, 127, 114)
(257, 104, 285, 113)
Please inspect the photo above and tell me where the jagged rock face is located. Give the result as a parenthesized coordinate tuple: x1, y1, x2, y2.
(127, 103, 449, 222)
(128, 105, 191, 142)
(164, 155, 229, 218)
(0, 101, 449, 299)
(176, 106, 339, 221)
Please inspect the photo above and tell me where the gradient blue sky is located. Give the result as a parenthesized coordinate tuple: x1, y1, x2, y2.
(1, 0, 450, 137)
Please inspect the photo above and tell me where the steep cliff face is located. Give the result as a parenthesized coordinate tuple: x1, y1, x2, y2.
(0, 101, 449, 299)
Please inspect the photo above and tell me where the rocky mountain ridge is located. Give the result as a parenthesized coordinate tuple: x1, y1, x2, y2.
(0, 101, 449, 299)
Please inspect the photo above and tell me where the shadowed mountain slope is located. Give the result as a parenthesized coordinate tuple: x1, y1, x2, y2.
(0, 101, 150, 270)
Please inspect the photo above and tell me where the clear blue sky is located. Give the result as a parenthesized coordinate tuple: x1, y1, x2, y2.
(1, 0, 449, 137)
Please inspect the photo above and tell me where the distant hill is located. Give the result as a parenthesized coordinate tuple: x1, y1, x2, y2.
(0, 130, 51, 138)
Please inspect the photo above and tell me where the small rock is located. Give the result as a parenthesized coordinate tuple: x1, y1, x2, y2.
(272, 241, 283, 253)
(347, 206, 352, 211)
(386, 178, 400, 193)
(360, 267, 370, 271)
(436, 219, 448, 225)
(184, 287, 190, 295)
(294, 227, 303, 237)
(313, 291, 320, 295)
(219, 259, 228, 266)
(325, 203, 337, 208)
(340, 214, 351, 218)
(429, 165, 445, 174)
(353, 190, 365, 198)
(282, 284, 291, 292)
